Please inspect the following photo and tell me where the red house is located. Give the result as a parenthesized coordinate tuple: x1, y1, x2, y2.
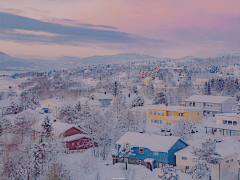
(59, 126, 92, 153)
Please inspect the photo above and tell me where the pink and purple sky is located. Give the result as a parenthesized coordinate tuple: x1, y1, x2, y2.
(0, 0, 240, 59)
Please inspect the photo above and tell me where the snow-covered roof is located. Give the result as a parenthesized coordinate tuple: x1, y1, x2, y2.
(32, 120, 81, 136)
(144, 158, 155, 163)
(121, 92, 152, 105)
(90, 93, 114, 100)
(146, 105, 202, 112)
(185, 95, 233, 103)
(175, 138, 239, 159)
(63, 134, 90, 142)
(215, 113, 240, 118)
(0, 100, 10, 107)
(116, 132, 186, 153)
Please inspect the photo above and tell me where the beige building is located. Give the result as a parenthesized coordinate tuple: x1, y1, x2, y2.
(175, 142, 239, 180)
(191, 78, 209, 85)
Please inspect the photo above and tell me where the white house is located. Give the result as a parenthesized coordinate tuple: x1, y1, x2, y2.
(89, 93, 114, 107)
(185, 95, 237, 116)
(174, 139, 239, 180)
(203, 112, 240, 138)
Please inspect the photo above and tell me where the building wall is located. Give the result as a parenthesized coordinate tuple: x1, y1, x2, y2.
(41, 100, 53, 109)
(66, 137, 92, 151)
(147, 108, 202, 127)
(221, 98, 237, 113)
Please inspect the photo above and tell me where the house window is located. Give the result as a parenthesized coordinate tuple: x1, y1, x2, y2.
(154, 120, 159, 123)
(170, 112, 173, 116)
(159, 120, 163, 124)
(154, 151, 158, 156)
(230, 159, 233, 162)
(153, 111, 157, 116)
(203, 103, 206, 107)
(77, 142, 79, 145)
(233, 121, 237, 126)
(178, 113, 184, 117)
(72, 142, 74, 146)
(223, 120, 227, 125)
(136, 160, 141, 164)
(197, 112, 200, 117)
(226, 160, 229, 163)
(149, 110, 153, 115)
(189, 102, 192, 106)
(151, 119, 154, 123)
(115, 144, 118, 149)
(228, 121, 232, 125)
(182, 157, 187, 160)
(139, 148, 144, 154)
(193, 102, 195, 106)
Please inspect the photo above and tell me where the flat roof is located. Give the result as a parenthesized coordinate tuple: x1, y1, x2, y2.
(145, 105, 202, 112)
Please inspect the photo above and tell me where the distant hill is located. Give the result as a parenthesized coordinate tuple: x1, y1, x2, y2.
(0, 52, 162, 71)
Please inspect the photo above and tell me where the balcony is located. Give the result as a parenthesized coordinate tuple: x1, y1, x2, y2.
(164, 116, 186, 121)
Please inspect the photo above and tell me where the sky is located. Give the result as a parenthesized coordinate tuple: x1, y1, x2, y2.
(0, 0, 240, 59)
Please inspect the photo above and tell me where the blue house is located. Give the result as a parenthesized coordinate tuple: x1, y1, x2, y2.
(112, 132, 189, 171)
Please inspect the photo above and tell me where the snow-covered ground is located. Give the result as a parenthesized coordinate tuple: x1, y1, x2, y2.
(56, 117, 240, 180)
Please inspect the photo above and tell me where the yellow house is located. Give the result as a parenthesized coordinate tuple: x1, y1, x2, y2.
(191, 78, 209, 85)
(146, 105, 202, 128)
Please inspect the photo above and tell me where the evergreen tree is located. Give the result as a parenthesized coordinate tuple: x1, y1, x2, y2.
(172, 122, 192, 141)
(111, 81, 120, 97)
(75, 101, 82, 114)
(20, 91, 40, 110)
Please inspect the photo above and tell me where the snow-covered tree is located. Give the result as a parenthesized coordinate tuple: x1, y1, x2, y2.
(147, 84, 155, 100)
(158, 164, 179, 180)
(45, 162, 70, 180)
(82, 101, 91, 118)
(187, 160, 212, 180)
(152, 92, 167, 105)
(119, 142, 135, 170)
(188, 138, 222, 179)
(20, 91, 40, 110)
(131, 96, 144, 107)
(172, 122, 192, 141)
(75, 101, 82, 115)
(58, 104, 79, 124)
(160, 124, 172, 136)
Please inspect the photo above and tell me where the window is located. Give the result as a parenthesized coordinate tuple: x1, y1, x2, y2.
(226, 160, 229, 163)
(149, 110, 153, 115)
(151, 119, 154, 123)
(170, 112, 173, 116)
(159, 120, 163, 124)
(230, 159, 233, 162)
(189, 102, 192, 106)
(154, 120, 159, 124)
(203, 103, 206, 107)
(77, 142, 79, 145)
(178, 113, 184, 117)
(115, 144, 118, 149)
(182, 157, 187, 160)
(223, 120, 227, 125)
(139, 148, 144, 154)
(154, 151, 158, 156)
(233, 121, 237, 126)
(197, 112, 200, 117)
(136, 160, 141, 164)
(153, 111, 157, 116)
(228, 121, 232, 125)
(193, 102, 195, 107)
(72, 142, 74, 146)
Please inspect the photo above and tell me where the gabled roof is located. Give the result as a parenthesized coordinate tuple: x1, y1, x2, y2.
(90, 93, 114, 100)
(185, 95, 234, 103)
(116, 132, 188, 153)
